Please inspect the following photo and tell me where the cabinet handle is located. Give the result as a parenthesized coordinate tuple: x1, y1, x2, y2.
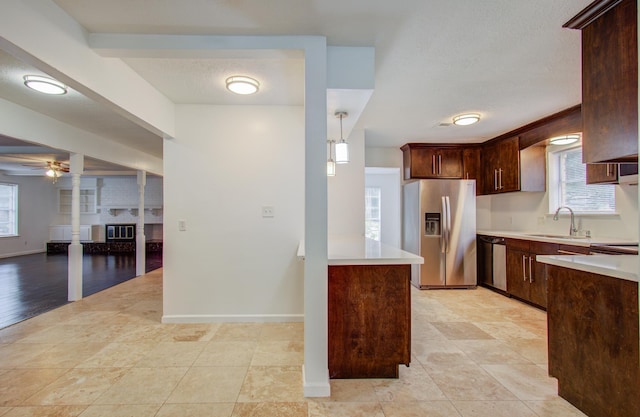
(522, 255, 528, 280)
(499, 168, 503, 189)
(432, 155, 436, 175)
(466, 172, 469, 179)
(529, 256, 533, 283)
(494, 169, 498, 190)
(438, 154, 442, 175)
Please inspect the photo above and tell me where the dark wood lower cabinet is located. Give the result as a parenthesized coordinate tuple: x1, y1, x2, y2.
(505, 239, 558, 309)
(328, 264, 411, 379)
(547, 265, 639, 417)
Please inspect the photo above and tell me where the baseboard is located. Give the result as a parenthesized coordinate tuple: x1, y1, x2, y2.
(302, 365, 331, 397)
(161, 313, 304, 323)
(0, 249, 45, 259)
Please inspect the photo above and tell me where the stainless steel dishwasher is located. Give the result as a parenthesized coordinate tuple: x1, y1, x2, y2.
(478, 235, 507, 291)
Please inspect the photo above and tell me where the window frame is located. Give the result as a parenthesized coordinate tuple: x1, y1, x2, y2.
(364, 186, 382, 241)
(0, 183, 19, 237)
(547, 144, 616, 216)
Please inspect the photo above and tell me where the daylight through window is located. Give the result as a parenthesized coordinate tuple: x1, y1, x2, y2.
(365, 187, 381, 241)
(0, 183, 18, 237)
(548, 146, 615, 213)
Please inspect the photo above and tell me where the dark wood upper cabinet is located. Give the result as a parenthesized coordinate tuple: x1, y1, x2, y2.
(401, 145, 463, 179)
(565, 0, 638, 163)
(586, 163, 619, 184)
(462, 146, 482, 194)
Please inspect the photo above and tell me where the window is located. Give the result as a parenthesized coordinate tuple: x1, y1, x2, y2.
(0, 183, 18, 237)
(548, 146, 615, 213)
(365, 187, 381, 241)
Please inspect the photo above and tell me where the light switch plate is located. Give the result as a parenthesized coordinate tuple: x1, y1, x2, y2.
(178, 219, 187, 231)
(262, 206, 274, 218)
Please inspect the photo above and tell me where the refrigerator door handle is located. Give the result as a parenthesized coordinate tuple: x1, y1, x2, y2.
(440, 196, 447, 254)
(445, 196, 452, 254)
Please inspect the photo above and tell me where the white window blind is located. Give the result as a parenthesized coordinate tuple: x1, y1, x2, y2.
(549, 147, 615, 213)
(0, 183, 18, 237)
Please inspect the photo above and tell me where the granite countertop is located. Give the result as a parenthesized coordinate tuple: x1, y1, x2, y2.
(297, 236, 424, 266)
(537, 254, 639, 283)
(477, 229, 638, 247)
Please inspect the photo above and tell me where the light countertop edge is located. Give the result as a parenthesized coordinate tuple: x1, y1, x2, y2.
(297, 237, 424, 266)
(537, 254, 639, 283)
(477, 229, 638, 247)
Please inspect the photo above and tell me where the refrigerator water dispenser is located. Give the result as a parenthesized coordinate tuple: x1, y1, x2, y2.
(424, 213, 441, 236)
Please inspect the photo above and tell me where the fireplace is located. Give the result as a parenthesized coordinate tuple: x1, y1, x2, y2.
(105, 224, 136, 243)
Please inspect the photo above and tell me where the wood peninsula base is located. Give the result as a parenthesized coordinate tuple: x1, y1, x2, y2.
(328, 264, 411, 379)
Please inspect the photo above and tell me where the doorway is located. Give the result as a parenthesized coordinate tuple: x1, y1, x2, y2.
(364, 167, 401, 248)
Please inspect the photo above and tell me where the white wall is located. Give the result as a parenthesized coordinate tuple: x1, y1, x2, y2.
(328, 130, 365, 237)
(163, 105, 305, 322)
(365, 146, 403, 169)
(480, 185, 639, 239)
(0, 174, 56, 257)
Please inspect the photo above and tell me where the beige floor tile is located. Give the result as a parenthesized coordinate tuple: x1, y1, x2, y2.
(21, 343, 107, 369)
(156, 403, 235, 417)
(452, 340, 533, 365)
(212, 324, 263, 341)
(523, 398, 589, 416)
(76, 404, 159, 417)
(259, 323, 304, 342)
(425, 362, 518, 401)
(135, 341, 206, 367)
(62, 311, 119, 326)
(412, 339, 475, 367)
(166, 366, 247, 403)
(93, 367, 187, 404)
(431, 322, 494, 340)
(411, 322, 448, 341)
(319, 379, 377, 402)
(16, 325, 113, 345)
(0, 322, 48, 344)
(502, 337, 549, 365)
(193, 341, 257, 367)
(237, 366, 304, 402)
(371, 364, 446, 401)
(452, 400, 538, 417)
(0, 369, 69, 406)
(110, 323, 168, 343)
(473, 322, 539, 341)
(250, 340, 303, 366)
(0, 343, 57, 368)
(156, 323, 220, 342)
(481, 364, 557, 401)
(307, 401, 384, 417)
(380, 401, 462, 417)
(23, 368, 128, 405)
(2, 405, 86, 417)
(231, 402, 307, 417)
(0, 407, 10, 416)
(75, 342, 155, 368)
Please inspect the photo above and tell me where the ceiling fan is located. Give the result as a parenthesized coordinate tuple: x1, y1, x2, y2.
(43, 161, 69, 181)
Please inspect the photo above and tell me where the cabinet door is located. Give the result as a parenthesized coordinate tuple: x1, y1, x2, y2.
(506, 247, 529, 301)
(463, 147, 482, 194)
(497, 136, 520, 193)
(529, 242, 559, 309)
(481, 141, 501, 194)
(436, 148, 463, 178)
(586, 163, 618, 184)
(406, 147, 438, 178)
(581, 0, 638, 163)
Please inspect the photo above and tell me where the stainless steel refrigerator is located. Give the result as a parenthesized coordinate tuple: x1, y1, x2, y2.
(403, 179, 477, 289)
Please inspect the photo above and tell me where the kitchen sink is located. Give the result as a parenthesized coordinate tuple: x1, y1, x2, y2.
(525, 233, 588, 240)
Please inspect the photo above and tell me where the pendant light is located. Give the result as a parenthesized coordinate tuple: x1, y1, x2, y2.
(334, 111, 349, 164)
(327, 140, 336, 177)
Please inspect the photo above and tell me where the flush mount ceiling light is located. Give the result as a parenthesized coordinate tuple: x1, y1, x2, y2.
(225, 76, 260, 95)
(549, 134, 580, 146)
(452, 113, 480, 126)
(334, 111, 350, 164)
(23, 75, 67, 95)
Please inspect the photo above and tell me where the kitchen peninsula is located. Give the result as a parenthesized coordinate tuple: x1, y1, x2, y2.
(299, 236, 423, 379)
(537, 253, 639, 417)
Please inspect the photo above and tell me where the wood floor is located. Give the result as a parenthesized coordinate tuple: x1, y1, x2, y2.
(0, 252, 162, 329)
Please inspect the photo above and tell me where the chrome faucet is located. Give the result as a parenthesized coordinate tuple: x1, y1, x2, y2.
(553, 206, 578, 237)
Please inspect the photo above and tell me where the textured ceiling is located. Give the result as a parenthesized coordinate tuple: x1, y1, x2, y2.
(0, 0, 593, 175)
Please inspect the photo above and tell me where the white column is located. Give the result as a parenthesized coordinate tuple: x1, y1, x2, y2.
(136, 170, 146, 276)
(303, 39, 330, 397)
(67, 153, 84, 301)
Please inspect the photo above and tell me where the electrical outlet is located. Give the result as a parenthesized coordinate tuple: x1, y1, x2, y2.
(262, 206, 275, 218)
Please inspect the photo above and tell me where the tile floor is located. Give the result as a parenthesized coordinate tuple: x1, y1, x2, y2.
(0, 268, 587, 417)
